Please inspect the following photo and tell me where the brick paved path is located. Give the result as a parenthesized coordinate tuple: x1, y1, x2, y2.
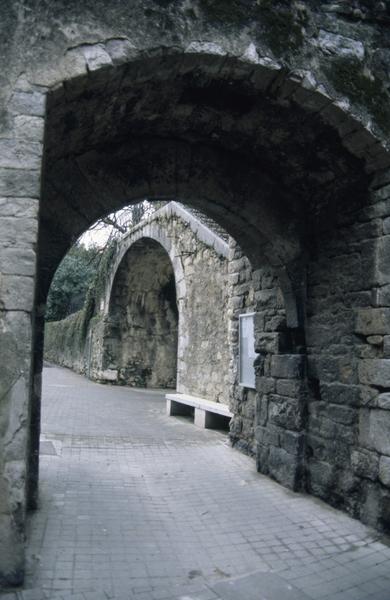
(2, 365, 390, 600)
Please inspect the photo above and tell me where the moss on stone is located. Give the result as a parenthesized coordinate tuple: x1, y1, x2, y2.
(45, 311, 83, 363)
(256, 0, 305, 55)
(325, 57, 390, 133)
(199, 0, 305, 55)
(199, 0, 253, 24)
(94, 240, 118, 301)
(76, 240, 118, 340)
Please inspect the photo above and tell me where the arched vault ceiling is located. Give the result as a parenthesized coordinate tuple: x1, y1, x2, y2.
(41, 54, 370, 290)
(45, 55, 368, 206)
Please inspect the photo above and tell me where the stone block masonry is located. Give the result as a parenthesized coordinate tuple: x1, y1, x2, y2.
(229, 167, 390, 533)
(228, 241, 301, 474)
(304, 173, 390, 531)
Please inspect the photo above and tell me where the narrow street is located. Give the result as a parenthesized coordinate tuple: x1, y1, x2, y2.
(4, 365, 390, 600)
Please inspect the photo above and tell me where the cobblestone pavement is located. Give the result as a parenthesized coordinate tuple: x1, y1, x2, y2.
(2, 365, 390, 600)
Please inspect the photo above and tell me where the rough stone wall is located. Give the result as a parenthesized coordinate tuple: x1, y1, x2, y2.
(228, 241, 304, 493)
(100, 205, 231, 403)
(229, 172, 390, 532)
(228, 243, 259, 456)
(44, 314, 104, 377)
(305, 173, 390, 531)
(178, 235, 230, 403)
(103, 238, 178, 389)
(44, 312, 86, 373)
(45, 203, 231, 403)
(0, 95, 43, 587)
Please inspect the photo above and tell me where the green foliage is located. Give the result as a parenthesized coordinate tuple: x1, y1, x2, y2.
(44, 310, 87, 364)
(45, 244, 99, 322)
(93, 239, 118, 305)
(74, 239, 118, 340)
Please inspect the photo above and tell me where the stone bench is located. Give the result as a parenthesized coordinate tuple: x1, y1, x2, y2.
(166, 393, 233, 429)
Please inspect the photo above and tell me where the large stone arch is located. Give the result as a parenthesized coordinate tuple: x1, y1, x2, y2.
(88, 203, 230, 401)
(1, 2, 390, 586)
(103, 222, 187, 318)
(101, 225, 186, 390)
(43, 201, 232, 402)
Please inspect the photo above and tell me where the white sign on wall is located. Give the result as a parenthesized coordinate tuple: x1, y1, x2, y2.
(239, 313, 258, 389)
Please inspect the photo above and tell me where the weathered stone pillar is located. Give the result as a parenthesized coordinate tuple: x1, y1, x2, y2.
(227, 236, 308, 489)
(0, 79, 45, 585)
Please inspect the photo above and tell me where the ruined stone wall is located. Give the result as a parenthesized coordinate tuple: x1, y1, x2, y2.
(45, 203, 231, 402)
(103, 238, 178, 389)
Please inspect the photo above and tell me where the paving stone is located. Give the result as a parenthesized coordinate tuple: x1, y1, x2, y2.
(17, 365, 390, 600)
(211, 571, 311, 600)
(20, 590, 46, 600)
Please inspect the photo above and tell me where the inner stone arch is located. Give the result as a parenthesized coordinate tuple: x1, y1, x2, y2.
(105, 237, 179, 389)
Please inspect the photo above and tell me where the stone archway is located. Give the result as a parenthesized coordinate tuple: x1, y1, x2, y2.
(1, 12, 390, 583)
(89, 202, 230, 404)
(99, 221, 187, 391)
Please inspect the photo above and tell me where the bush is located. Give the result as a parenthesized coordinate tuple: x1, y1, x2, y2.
(45, 244, 99, 322)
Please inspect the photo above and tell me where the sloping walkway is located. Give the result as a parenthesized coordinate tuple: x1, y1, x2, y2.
(3, 365, 390, 600)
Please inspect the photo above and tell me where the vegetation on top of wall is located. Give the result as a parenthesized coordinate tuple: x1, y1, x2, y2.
(77, 239, 119, 342)
(44, 239, 120, 371)
(45, 310, 86, 365)
(46, 239, 119, 355)
(325, 56, 390, 133)
(47, 200, 163, 335)
(46, 244, 100, 322)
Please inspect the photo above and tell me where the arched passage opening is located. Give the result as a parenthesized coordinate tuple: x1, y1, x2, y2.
(105, 238, 179, 389)
(2, 45, 389, 586)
